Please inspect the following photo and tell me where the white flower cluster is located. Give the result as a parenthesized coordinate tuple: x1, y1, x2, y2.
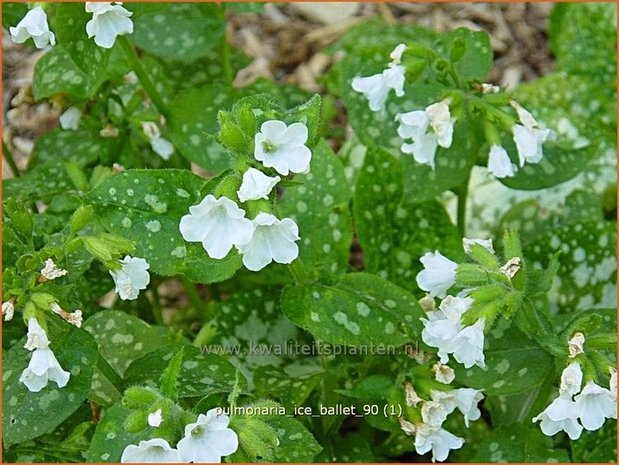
(416, 238, 500, 370)
(401, 382, 484, 462)
(10, 3, 133, 50)
(121, 408, 238, 463)
(486, 101, 554, 179)
(352, 44, 407, 112)
(180, 120, 310, 272)
(533, 335, 616, 440)
(19, 318, 70, 393)
(350, 46, 554, 177)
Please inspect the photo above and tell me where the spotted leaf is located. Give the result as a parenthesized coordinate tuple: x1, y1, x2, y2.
(87, 169, 243, 283)
(282, 272, 424, 346)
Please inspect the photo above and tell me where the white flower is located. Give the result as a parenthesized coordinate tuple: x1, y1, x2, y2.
(148, 409, 163, 427)
(418, 294, 436, 312)
(19, 347, 71, 392)
(237, 168, 280, 202)
(109, 256, 150, 301)
(177, 409, 239, 463)
(421, 297, 486, 369)
(610, 368, 616, 402)
(533, 393, 582, 440)
(2, 301, 15, 321)
(24, 318, 50, 351)
(416, 251, 458, 298)
(421, 296, 472, 363)
(59, 107, 82, 130)
(254, 120, 312, 176)
(9, 7, 56, 49)
(405, 382, 423, 407)
(150, 137, 174, 160)
(397, 100, 454, 169)
(121, 438, 182, 463)
(40, 258, 68, 281)
(351, 65, 406, 112)
(20, 320, 70, 393)
(50, 303, 83, 328)
(487, 145, 516, 178)
(499, 257, 521, 279)
(421, 401, 449, 427)
(179, 195, 254, 259)
(425, 100, 454, 149)
(389, 43, 407, 65)
(568, 332, 585, 358)
(399, 417, 416, 435)
(560, 362, 583, 396)
(237, 213, 300, 271)
(141, 122, 174, 160)
(450, 319, 486, 369)
(414, 423, 464, 462)
(511, 101, 552, 166)
(462, 238, 495, 255)
(574, 381, 616, 430)
(432, 389, 484, 427)
(85, 2, 133, 49)
(432, 362, 455, 384)
(400, 132, 439, 169)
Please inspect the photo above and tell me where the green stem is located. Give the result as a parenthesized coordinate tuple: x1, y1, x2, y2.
(117, 36, 169, 118)
(455, 175, 470, 236)
(3, 140, 20, 177)
(179, 276, 203, 309)
(150, 283, 164, 325)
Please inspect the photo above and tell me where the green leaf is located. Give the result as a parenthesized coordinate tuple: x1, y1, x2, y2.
(3, 318, 98, 446)
(455, 322, 554, 395)
(253, 363, 322, 410)
(266, 414, 322, 462)
(52, 3, 112, 84)
(86, 403, 148, 462)
(208, 288, 300, 372)
(130, 3, 225, 63)
(159, 348, 184, 400)
(83, 310, 172, 376)
(439, 28, 493, 82)
(500, 73, 614, 190)
(279, 140, 353, 272)
(231, 401, 322, 462)
(282, 272, 424, 346)
(354, 147, 463, 292)
(87, 169, 243, 284)
(335, 374, 393, 400)
(123, 345, 246, 398)
(167, 85, 235, 172)
(470, 424, 570, 462)
(33, 45, 104, 100)
(571, 422, 617, 463)
(549, 3, 617, 85)
(31, 128, 112, 167)
(525, 220, 616, 313)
